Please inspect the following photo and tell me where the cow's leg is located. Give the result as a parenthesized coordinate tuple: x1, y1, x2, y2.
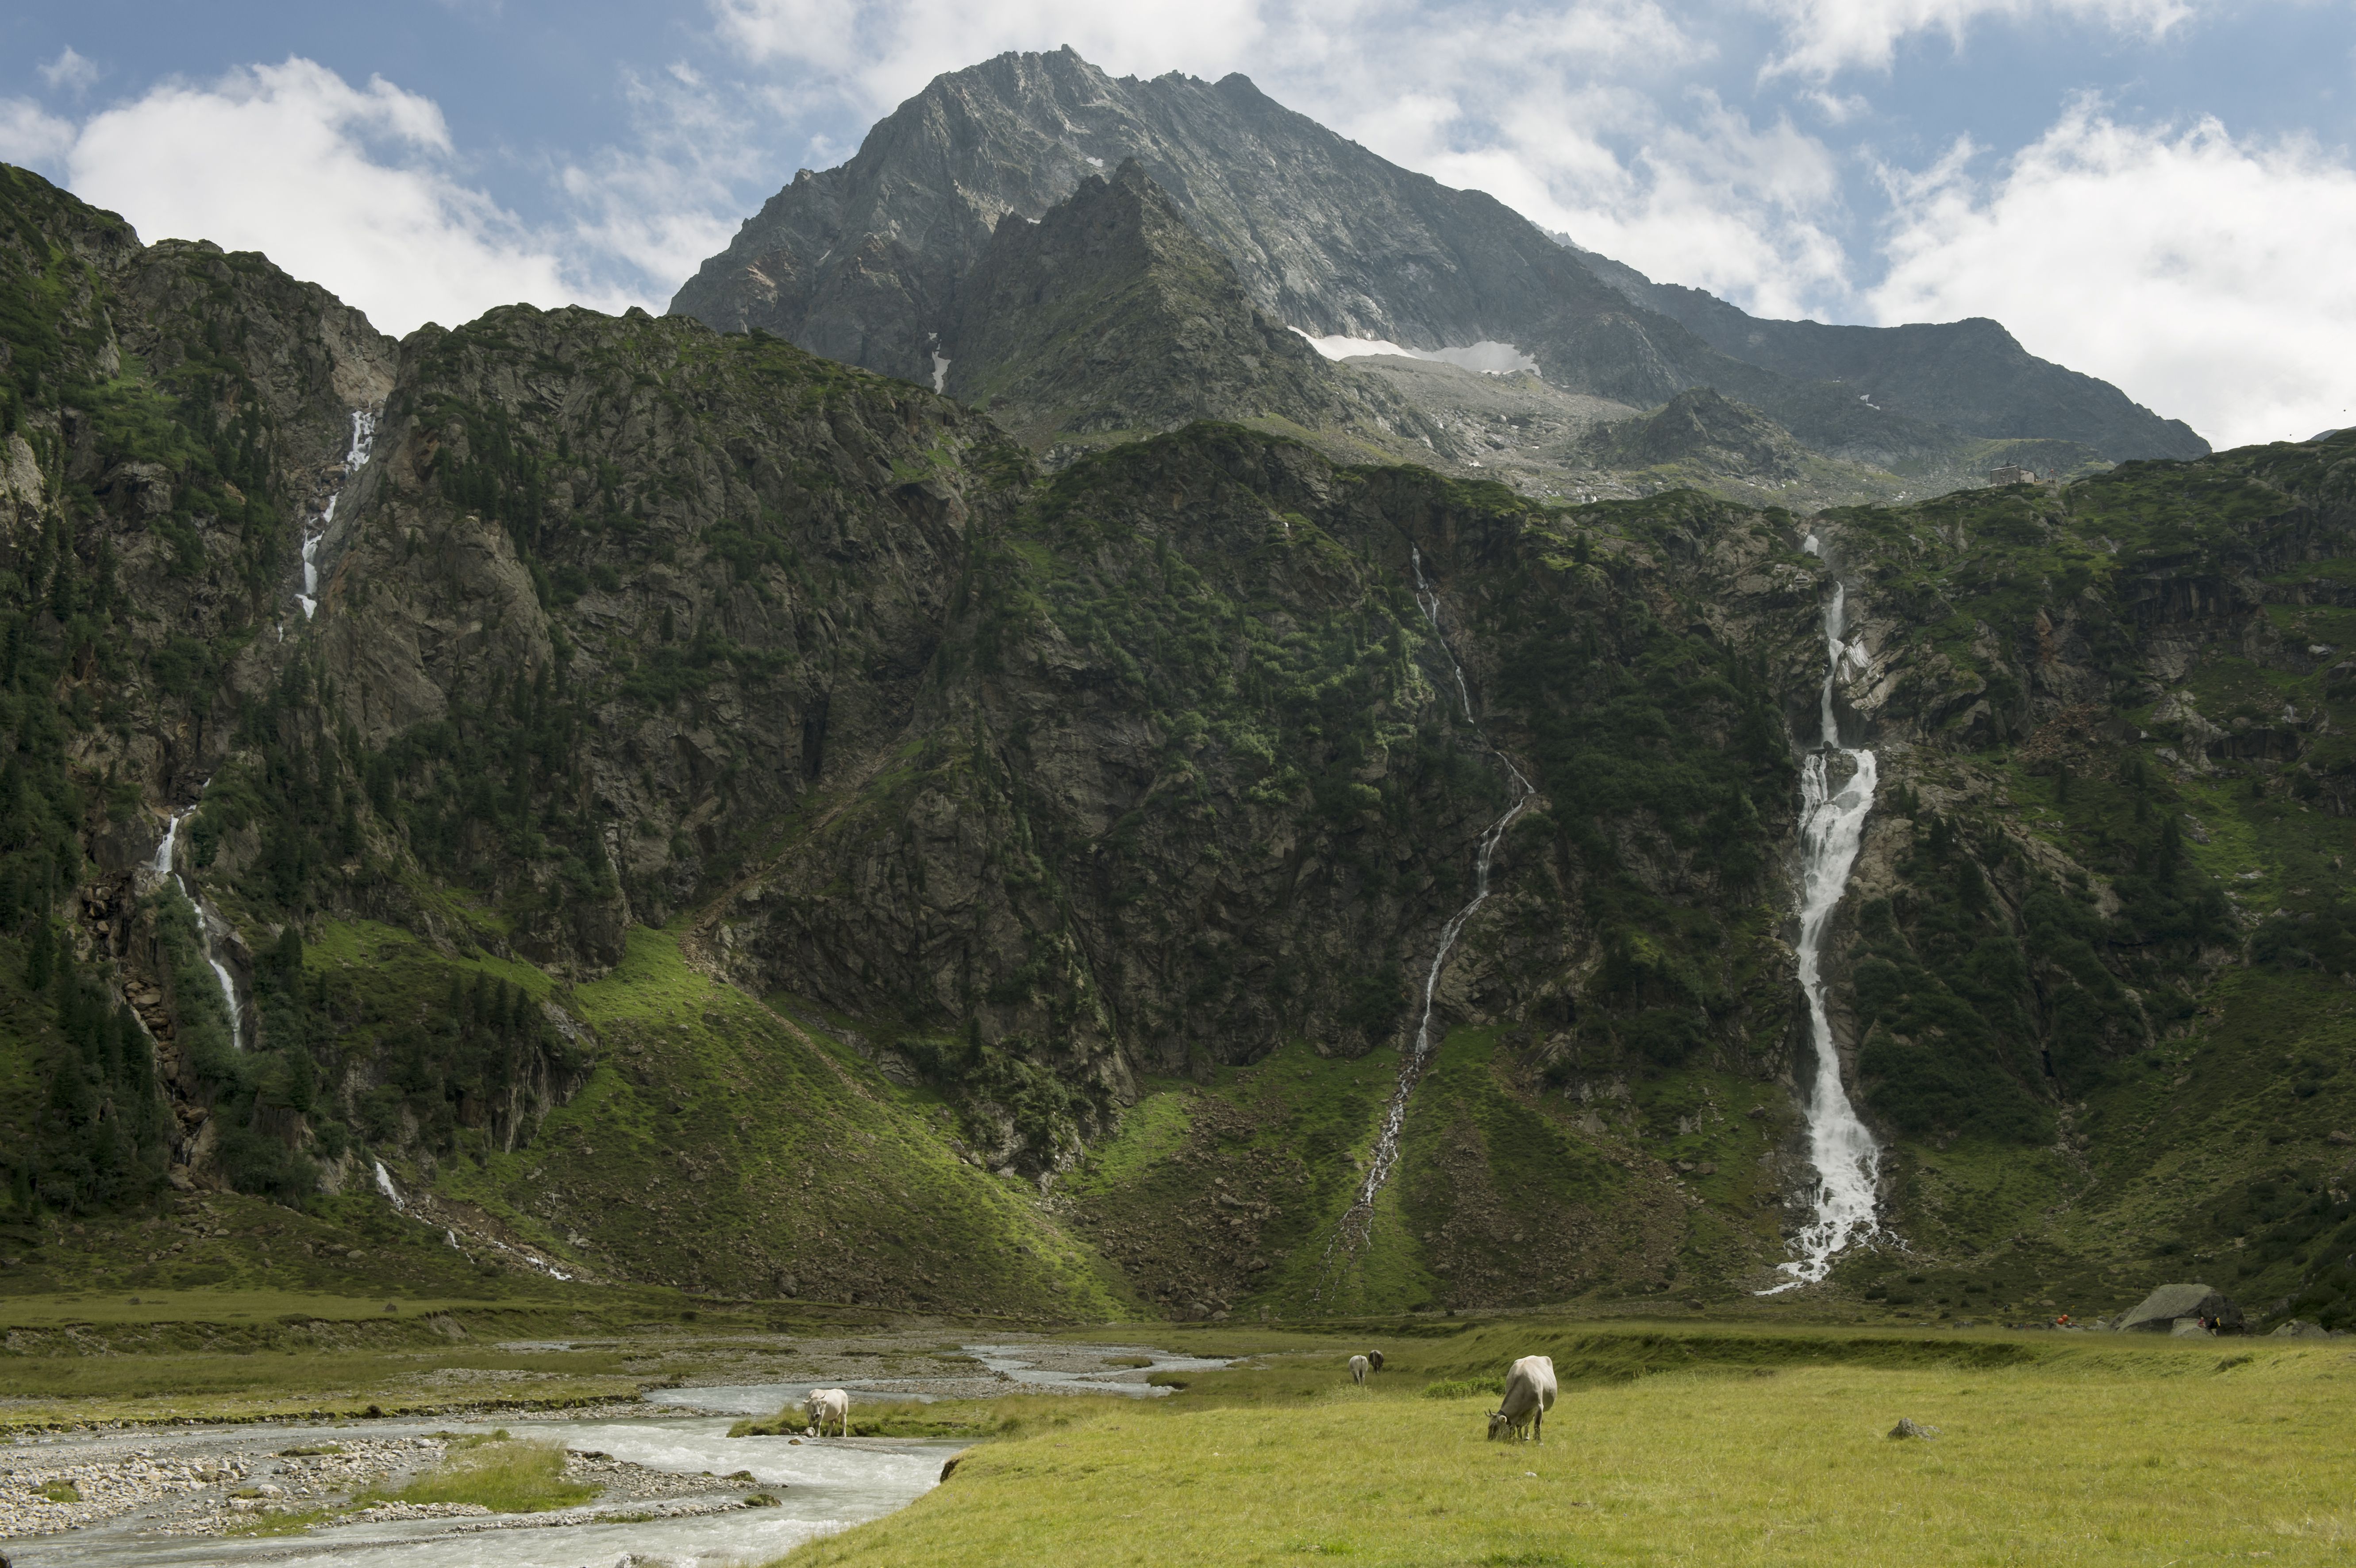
(1534, 1407, 1544, 1444)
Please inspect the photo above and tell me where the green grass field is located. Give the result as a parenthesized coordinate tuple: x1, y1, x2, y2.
(782, 1324, 2356, 1567)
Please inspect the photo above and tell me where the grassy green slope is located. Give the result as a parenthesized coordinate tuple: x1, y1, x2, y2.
(314, 914, 1130, 1315)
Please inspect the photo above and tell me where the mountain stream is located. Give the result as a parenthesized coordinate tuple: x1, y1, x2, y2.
(1761, 536, 1882, 1291)
(4, 1343, 1236, 1568)
(150, 789, 241, 1052)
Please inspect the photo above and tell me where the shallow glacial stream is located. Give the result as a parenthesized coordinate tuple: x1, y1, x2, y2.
(4, 1413, 956, 1568)
(5, 1341, 1235, 1567)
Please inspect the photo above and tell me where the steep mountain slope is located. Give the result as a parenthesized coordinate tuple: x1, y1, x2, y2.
(670, 46, 2186, 473)
(0, 167, 1120, 1313)
(1566, 240, 2208, 461)
(942, 160, 1445, 462)
(6, 163, 2352, 1331)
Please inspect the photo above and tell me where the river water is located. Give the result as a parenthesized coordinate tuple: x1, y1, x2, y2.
(5, 1412, 948, 1568)
(1762, 538, 1883, 1292)
(4, 1341, 1234, 1567)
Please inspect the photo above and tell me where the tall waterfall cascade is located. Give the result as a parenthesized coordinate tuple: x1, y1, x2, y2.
(151, 783, 243, 1051)
(1763, 535, 1883, 1292)
(296, 409, 377, 621)
(1317, 548, 1532, 1287)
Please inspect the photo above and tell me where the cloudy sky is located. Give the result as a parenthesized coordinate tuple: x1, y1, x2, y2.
(3, 0, 2351, 449)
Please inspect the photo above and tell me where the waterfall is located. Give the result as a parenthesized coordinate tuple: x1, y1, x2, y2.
(1317, 547, 1531, 1283)
(374, 1160, 408, 1213)
(152, 783, 244, 1051)
(1762, 536, 1882, 1292)
(296, 408, 376, 621)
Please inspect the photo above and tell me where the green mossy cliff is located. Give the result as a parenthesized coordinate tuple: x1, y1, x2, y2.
(2, 163, 2352, 1329)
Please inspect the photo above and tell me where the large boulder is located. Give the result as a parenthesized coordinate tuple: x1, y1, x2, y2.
(2119, 1283, 2243, 1333)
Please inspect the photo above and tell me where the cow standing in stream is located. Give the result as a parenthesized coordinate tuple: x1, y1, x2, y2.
(806, 1388, 851, 1438)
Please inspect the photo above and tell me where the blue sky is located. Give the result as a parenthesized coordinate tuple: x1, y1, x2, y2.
(4, 0, 2352, 447)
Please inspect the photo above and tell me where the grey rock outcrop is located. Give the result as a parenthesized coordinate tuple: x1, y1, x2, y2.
(941, 159, 1445, 458)
(2118, 1283, 2243, 1332)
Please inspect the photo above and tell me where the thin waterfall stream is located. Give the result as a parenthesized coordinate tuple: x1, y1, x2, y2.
(296, 408, 377, 621)
(151, 784, 242, 1051)
(1760, 535, 1882, 1292)
(1316, 548, 1531, 1288)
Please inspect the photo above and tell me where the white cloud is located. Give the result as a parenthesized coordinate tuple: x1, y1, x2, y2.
(39, 47, 100, 94)
(1869, 99, 2356, 448)
(553, 64, 763, 300)
(1352, 75, 1855, 321)
(63, 58, 642, 336)
(709, 0, 1271, 115)
(0, 97, 76, 170)
(1758, 0, 2196, 78)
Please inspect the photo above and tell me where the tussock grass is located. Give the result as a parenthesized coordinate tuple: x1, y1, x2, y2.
(784, 1337, 2356, 1566)
(359, 1437, 595, 1514)
(224, 1505, 335, 1537)
(733, 1394, 1093, 1441)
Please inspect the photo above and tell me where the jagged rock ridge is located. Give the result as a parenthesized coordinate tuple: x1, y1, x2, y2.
(671, 46, 2193, 472)
(1563, 239, 2207, 461)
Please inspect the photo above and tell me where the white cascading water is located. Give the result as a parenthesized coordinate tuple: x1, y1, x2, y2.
(152, 785, 243, 1051)
(296, 408, 376, 620)
(1317, 548, 1532, 1284)
(374, 1160, 408, 1213)
(1761, 535, 1882, 1292)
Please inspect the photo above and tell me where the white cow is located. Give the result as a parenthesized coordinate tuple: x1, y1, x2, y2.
(1349, 1354, 1370, 1386)
(805, 1387, 851, 1438)
(1486, 1355, 1556, 1443)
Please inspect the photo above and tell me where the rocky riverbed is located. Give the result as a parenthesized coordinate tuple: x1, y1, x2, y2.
(0, 1430, 753, 1541)
(0, 1334, 1224, 1567)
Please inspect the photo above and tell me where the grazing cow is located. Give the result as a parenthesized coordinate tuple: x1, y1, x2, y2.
(1349, 1354, 1370, 1386)
(1486, 1356, 1556, 1444)
(805, 1387, 851, 1438)
(1367, 1350, 1384, 1373)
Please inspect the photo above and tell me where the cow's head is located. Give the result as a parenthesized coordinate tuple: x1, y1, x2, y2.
(1486, 1410, 1510, 1441)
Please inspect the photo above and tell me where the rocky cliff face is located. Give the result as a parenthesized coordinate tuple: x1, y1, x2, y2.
(670, 46, 2194, 478)
(7, 158, 2355, 1329)
(942, 160, 1446, 463)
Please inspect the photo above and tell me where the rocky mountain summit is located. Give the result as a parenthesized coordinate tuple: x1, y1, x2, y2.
(673, 46, 2198, 485)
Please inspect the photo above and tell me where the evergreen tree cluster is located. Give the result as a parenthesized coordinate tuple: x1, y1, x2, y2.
(6, 935, 170, 1217)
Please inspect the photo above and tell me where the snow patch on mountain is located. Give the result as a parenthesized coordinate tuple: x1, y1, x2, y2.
(1291, 330, 1537, 376)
